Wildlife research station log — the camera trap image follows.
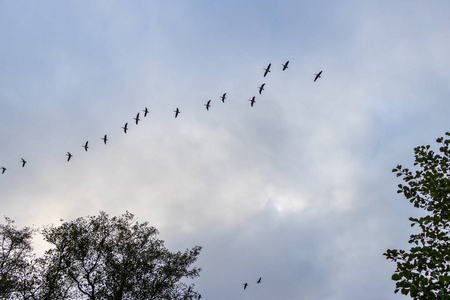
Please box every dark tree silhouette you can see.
[0,217,37,299]
[1,212,202,300]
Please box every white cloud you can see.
[1,1,450,299]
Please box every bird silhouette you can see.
[122,122,129,133]
[221,93,226,103]
[134,113,140,125]
[1,167,6,174]
[257,277,261,284]
[282,61,289,70]
[205,100,211,111]
[83,141,89,152]
[249,96,256,107]
[143,107,149,117]
[314,70,322,82]
[102,135,108,144]
[243,283,248,290]
[258,83,265,94]
[66,152,73,161]
[174,108,180,118]
[263,63,271,77]
[20,158,27,167]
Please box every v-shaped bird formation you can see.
[1,61,323,179]
[0,60,324,298]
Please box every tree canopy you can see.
[0,212,201,300]
[384,133,450,299]
[0,217,36,299]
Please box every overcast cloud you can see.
[1,1,450,299]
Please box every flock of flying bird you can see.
[1,61,323,299]
[243,277,262,291]
[1,61,323,179]
[189,275,262,299]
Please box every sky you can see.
[1,1,450,299]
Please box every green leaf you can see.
[392,274,401,281]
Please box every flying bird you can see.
[314,70,323,82]
[282,61,289,70]
[20,158,27,167]
[174,108,180,118]
[263,63,271,77]
[143,107,149,117]
[122,122,128,133]
[66,152,73,161]
[221,93,226,103]
[83,141,89,152]
[134,113,140,125]
[1,167,6,174]
[243,283,248,290]
[257,277,262,284]
[258,83,265,94]
[205,100,211,111]
[249,96,256,107]
[102,135,108,144]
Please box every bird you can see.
[257,277,262,284]
[249,96,256,107]
[205,100,211,111]
[314,70,323,82]
[174,108,180,118]
[20,158,27,167]
[263,63,271,77]
[198,294,202,300]
[243,283,248,290]
[221,93,226,103]
[143,107,149,117]
[122,122,128,133]
[1,167,6,174]
[258,83,265,94]
[134,113,140,125]
[282,61,289,70]
[66,152,73,161]
[83,141,89,152]
[102,135,108,144]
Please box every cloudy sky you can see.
[1,1,450,299]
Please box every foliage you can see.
[384,133,450,299]
[0,212,201,300]
[0,217,38,299]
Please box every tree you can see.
[384,133,450,299]
[0,217,37,299]
[0,212,202,300]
